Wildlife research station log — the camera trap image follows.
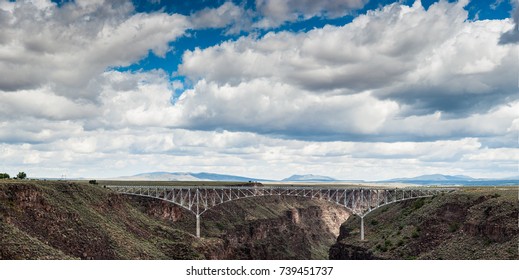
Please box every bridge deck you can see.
[107,185,455,239]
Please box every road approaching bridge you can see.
[107,185,455,240]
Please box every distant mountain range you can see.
[383,174,474,182]
[116,172,267,182]
[116,172,345,183]
[282,174,338,182]
[113,172,518,186]
[380,174,518,186]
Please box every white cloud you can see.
[177,0,518,139]
[0,119,83,144]
[182,0,514,93]
[0,0,189,100]
[96,70,181,129]
[189,2,250,34]
[0,88,96,120]
[1,123,515,180]
[380,101,519,142]
[187,0,369,31]
[255,0,368,28]
[172,79,398,136]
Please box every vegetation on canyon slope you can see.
[329,188,518,260]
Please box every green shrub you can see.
[412,199,425,210]
[16,172,27,179]
[376,244,388,252]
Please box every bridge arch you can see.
[108,185,453,240]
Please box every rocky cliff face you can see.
[134,198,185,222]
[0,181,202,260]
[1,182,115,259]
[131,195,350,259]
[330,189,518,260]
[204,202,349,260]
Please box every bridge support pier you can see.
[360,216,364,241]
[196,214,201,238]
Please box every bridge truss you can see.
[107,185,454,240]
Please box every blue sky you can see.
[0,0,517,180]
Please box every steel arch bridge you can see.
[107,185,454,240]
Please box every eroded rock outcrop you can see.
[133,195,350,259]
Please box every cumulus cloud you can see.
[0,119,82,145]
[0,0,189,99]
[189,0,369,32]
[1,121,515,179]
[189,2,251,34]
[380,101,519,143]
[0,88,96,121]
[499,0,519,44]
[177,0,518,139]
[172,79,398,138]
[254,0,368,28]
[96,70,181,129]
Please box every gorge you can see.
[0,181,517,260]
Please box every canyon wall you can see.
[330,189,518,260]
[132,195,350,259]
[3,181,515,260]
[0,181,350,259]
